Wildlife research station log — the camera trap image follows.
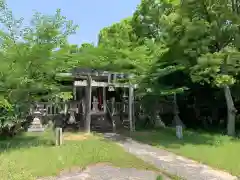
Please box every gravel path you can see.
[38,164,161,180]
[103,133,238,180]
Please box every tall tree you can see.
[0,0,78,130]
[183,0,240,135]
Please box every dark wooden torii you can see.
[69,67,136,133]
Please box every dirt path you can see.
[103,133,238,180]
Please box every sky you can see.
[6,0,140,45]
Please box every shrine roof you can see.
[71,67,132,78]
[56,67,134,80]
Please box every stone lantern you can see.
[28,110,44,132]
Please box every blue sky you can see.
[6,0,140,45]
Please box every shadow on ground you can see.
[0,133,53,153]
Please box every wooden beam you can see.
[74,80,138,88]
[84,75,92,133]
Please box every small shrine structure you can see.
[54,67,138,132]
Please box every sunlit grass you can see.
[0,130,157,180]
[156,175,163,180]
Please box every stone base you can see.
[28,127,45,132]
[27,117,45,132]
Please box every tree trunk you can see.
[172,93,185,128]
[223,85,236,136]
[84,75,92,133]
[221,55,236,136]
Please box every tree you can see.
[130,0,240,135]
[0,0,77,135]
[181,0,240,136]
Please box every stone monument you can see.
[28,110,45,132]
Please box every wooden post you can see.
[111,97,116,132]
[103,87,107,113]
[55,127,63,146]
[85,75,92,133]
[49,104,52,115]
[30,105,33,115]
[64,103,68,115]
[129,85,134,132]
[73,85,76,100]
[113,73,117,83]
[132,89,135,131]
[108,74,111,83]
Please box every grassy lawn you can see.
[129,128,240,176]
[0,130,158,180]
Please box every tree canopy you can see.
[1,0,240,136]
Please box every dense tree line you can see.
[1,0,240,137]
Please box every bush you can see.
[0,106,33,138]
[0,120,27,138]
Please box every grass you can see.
[128,128,240,176]
[156,175,163,180]
[0,130,159,180]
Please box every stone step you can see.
[122,120,130,124]
[31,121,42,125]
[28,116,44,132]
[28,127,45,132]
[122,119,130,128]
[29,124,43,128]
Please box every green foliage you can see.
[0,0,78,135]
[1,0,240,134]
[98,17,138,49]
[132,0,240,90]
[56,92,73,102]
